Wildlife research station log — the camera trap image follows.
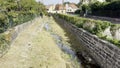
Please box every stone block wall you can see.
[0,17,39,57]
[9,17,39,43]
[55,17,120,68]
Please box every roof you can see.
[68,3,78,9]
[55,4,66,10]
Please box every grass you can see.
[47,17,83,67]
[0,16,82,68]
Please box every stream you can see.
[44,22,100,68]
[44,23,77,59]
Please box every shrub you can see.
[56,14,120,47]
[75,9,81,14]
[90,1,120,18]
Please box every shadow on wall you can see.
[53,16,100,68]
[53,17,83,52]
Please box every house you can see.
[46,3,78,14]
[66,3,78,13]
[55,4,66,14]
[46,4,56,13]
[55,3,78,14]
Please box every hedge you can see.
[90,1,120,18]
[55,14,120,47]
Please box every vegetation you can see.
[0,0,46,33]
[76,0,120,18]
[78,0,120,18]
[0,0,46,55]
[105,0,119,2]
[55,14,120,47]
[90,1,120,17]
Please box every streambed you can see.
[44,19,100,68]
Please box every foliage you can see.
[106,0,119,2]
[74,9,81,14]
[90,0,120,17]
[81,4,90,13]
[0,0,47,54]
[63,2,70,5]
[56,14,120,47]
[0,33,10,53]
[0,0,46,33]
[0,34,7,44]
[0,12,9,33]
[57,14,111,34]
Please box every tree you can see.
[106,0,119,2]
[63,2,70,5]
[0,0,47,33]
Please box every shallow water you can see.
[44,23,76,59]
[44,22,100,68]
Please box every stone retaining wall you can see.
[8,17,39,43]
[55,17,120,68]
[0,17,40,57]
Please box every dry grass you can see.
[45,17,81,68]
[0,16,81,68]
[49,17,83,52]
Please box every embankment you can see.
[54,16,120,68]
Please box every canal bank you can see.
[53,16,102,68]
[46,16,100,68]
[0,17,81,68]
[44,17,81,68]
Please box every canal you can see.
[44,16,101,68]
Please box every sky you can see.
[36,0,80,5]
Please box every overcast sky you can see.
[36,0,79,5]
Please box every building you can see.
[66,3,79,13]
[55,4,66,13]
[46,4,56,13]
[46,3,78,14]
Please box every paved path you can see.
[0,16,81,68]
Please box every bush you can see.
[0,0,47,56]
[57,14,111,34]
[0,12,9,32]
[75,9,81,14]
[90,1,120,18]
[56,14,120,47]
[0,34,9,46]
[82,4,90,13]
[0,0,46,33]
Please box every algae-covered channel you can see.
[44,17,100,68]
[44,23,76,58]
[44,22,81,68]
